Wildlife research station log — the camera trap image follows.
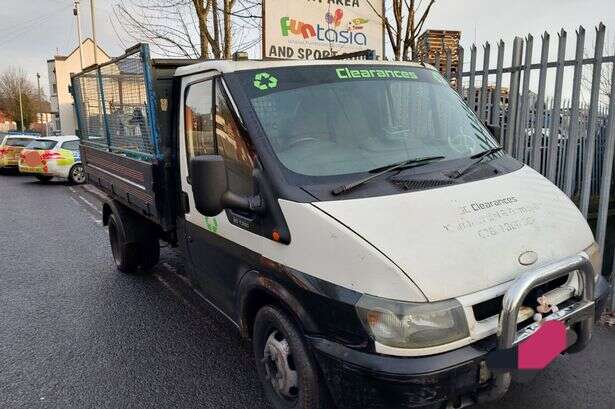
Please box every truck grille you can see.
[472,275,570,322]
[389,178,456,192]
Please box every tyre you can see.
[253,306,331,409]
[35,175,53,183]
[68,164,86,184]
[108,213,140,273]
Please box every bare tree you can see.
[598,40,613,103]
[0,67,38,131]
[112,0,261,59]
[582,34,614,106]
[367,0,436,61]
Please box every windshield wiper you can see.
[449,147,504,179]
[331,156,445,196]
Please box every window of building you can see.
[52,84,57,95]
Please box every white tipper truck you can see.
[72,44,610,409]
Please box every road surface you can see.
[1,170,613,409]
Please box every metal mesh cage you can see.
[73,73,105,148]
[72,45,159,160]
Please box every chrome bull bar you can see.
[482,253,596,402]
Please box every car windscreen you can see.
[27,140,57,150]
[228,65,496,178]
[6,138,34,147]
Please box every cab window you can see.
[184,80,214,166]
[215,80,255,197]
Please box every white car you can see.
[19,135,85,184]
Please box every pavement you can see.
[1,170,614,409]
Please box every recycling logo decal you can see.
[253,72,278,91]
[204,217,219,234]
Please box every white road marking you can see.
[71,193,102,225]
[78,194,100,213]
[155,274,195,310]
[89,215,102,225]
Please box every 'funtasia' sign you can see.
[263,0,384,60]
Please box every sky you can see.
[0,0,613,94]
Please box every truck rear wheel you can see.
[108,213,140,273]
[253,306,330,409]
[108,208,160,274]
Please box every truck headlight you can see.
[356,295,469,349]
[584,242,602,283]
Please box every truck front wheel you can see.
[253,306,330,409]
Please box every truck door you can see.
[178,73,259,317]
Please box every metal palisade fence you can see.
[426,23,615,307]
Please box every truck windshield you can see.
[231,65,496,178]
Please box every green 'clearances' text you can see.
[336,67,418,80]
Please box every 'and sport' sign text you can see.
[263,0,384,60]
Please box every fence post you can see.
[445,48,452,81]
[456,46,464,95]
[479,42,491,122]
[563,26,586,197]
[517,34,533,162]
[505,37,523,155]
[467,45,477,111]
[492,41,505,128]
[580,23,606,217]
[593,62,615,310]
[547,29,568,182]
[531,32,550,171]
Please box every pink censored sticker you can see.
[518,321,567,370]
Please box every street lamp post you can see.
[18,80,24,132]
[36,73,44,135]
[90,0,98,65]
[74,1,85,70]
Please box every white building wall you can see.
[48,39,109,135]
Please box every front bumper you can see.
[0,158,18,167]
[18,162,70,179]
[310,261,610,409]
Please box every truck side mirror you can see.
[190,155,263,217]
[191,155,228,216]
[486,124,502,145]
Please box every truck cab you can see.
[72,45,611,409]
